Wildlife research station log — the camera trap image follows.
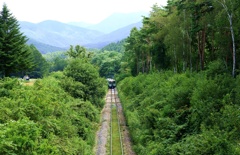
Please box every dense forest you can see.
[121,0,240,77]
[1,0,240,154]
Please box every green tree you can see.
[0,4,33,77]
[91,51,122,77]
[125,27,141,75]
[66,45,87,59]
[50,56,67,72]
[27,44,49,78]
[63,58,106,107]
[124,6,170,76]
[215,0,238,77]
[43,51,68,72]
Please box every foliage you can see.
[0,76,99,154]
[121,0,240,77]
[100,39,126,53]
[43,51,67,62]
[62,58,107,107]
[124,8,169,75]
[118,71,240,154]
[0,39,108,153]
[43,51,68,72]
[116,3,240,153]
[26,44,49,78]
[0,4,34,77]
[66,45,89,59]
[91,51,122,78]
[50,56,68,72]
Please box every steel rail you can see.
[109,88,124,155]
[114,88,124,155]
[110,89,113,155]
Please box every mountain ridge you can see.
[68,12,147,33]
[19,12,146,53]
[83,21,142,48]
[20,20,104,48]
[86,12,147,33]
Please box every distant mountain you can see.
[67,21,93,28]
[20,20,104,48]
[19,12,147,52]
[87,12,147,33]
[97,21,142,43]
[83,21,142,48]
[27,38,68,54]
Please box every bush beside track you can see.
[118,71,240,154]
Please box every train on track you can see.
[107,78,116,89]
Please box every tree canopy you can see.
[123,0,240,77]
[91,51,122,78]
[61,45,107,107]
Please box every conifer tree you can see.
[27,44,49,78]
[0,3,33,77]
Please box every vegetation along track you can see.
[96,89,135,155]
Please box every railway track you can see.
[110,88,124,155]
[96,88,135,155]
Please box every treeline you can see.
[123,0,240,77]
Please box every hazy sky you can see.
[0,0,167,23]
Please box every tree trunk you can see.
[229,15,236,77]
[183,9,186,72]
[197,27,206,70]
[136,55,139,74]
[217,0,236,77]
[142,52,145,73]
[174,47,178,73]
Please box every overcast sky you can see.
[0,0,167,23]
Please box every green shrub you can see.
[0,76,99,154]
[118,71,239,154]
[63,58,107,107]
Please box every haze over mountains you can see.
[19,12,147,53]
[69,12,147,33]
